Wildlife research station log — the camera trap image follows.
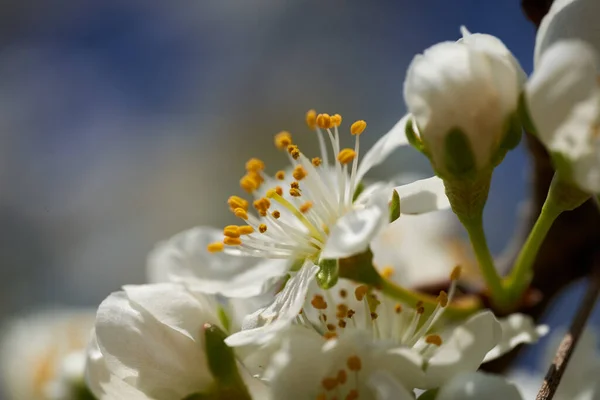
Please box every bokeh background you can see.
[0,0,597,393]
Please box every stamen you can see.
[306,109,317,130]
[290,181,300,189]
[326,323,336,332]
[350,120,367,136]
[354,285,368,302]
[339,289,347,298]
[223,237,242,246]
[207,242,224,253]
[347,389,359,400]
[223,225,240,238]
[274,131,292,150]
[240,174,259,193]
[331,113,342,127]
[381,266,394,279]
[316,113,332,129]
[287,144,300,160]
[336,304,349,318]
[337,148,356,165]
[347,355,362,371]
[425,334,443,347]
[275,170,285,180]
[238,225,254,235]
[299,201,313,213]
[275,186,283,196]
[311,295,328,310]
[394,304,403,314]
[338,319,347,328]
[312,157,322,167]
[245,158,265,172]
[324,332,337,340]
[337,370,347,384]
[293,165,308,180]
[228,196,248,211]
[450,265,462,281]
[258,224,268,233]
[321,377,338,391]
[234,208,249,220]
[290,188,301,197]
[272,210,281,219]
[437,291,448,307]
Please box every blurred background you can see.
[0,0,597,394]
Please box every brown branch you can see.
[536,267,600,400]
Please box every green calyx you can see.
[405,116,427,154]
[389,189,400,223]
[316,258,339,289]
[443,127,477,179]
[517,91,537,135]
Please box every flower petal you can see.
[147,227,289,298]
[394,176,449,214]
[423,310,502,389]
[368,371,416,400]
[355,114,410,183]
[225,263,319,347]
[436,372,523,400]
[483,313,549,363]
[321,189,390,259]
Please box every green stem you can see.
[462,214,507,308]
[505,200,562,304]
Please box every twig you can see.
[536,268,600,400]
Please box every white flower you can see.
[0,309,95,400]
[86,283,267,400]
[526,40,600,193]
[404,27,523,176]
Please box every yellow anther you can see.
[321,377,338,391]
[311,295,328,310]
[331,113,342,127]
[228,196,249,211]
[354,285,369,302]
[394,303,403,314]
[299,201,313,214]
[370,312,378,320]
[266,189,277,198]
[416,305,425,314]
[347,309,356,319]
[336,304,349,319]
[272,210,281,219]
[275,186,283,196]
[238,225,254,235]
[326,323,336,332]
[312,157,322,167]
[339,289,347,298]
[253,198,271,212]
[350,120,367,135]
[223,237,242,246]
[287,144,300,160]
[337,148,357,165]
[258,224,267,233]
[245,158,265,172]
[324,332,338,340]
[293,165,307,180]
[437,290,449,307]
[337,369,347,384]
[346,389,359,400]
[306,109,317,129]
[291,181,300,189]
[234,208,248,220]
[316,113,332,129]
[290,188,301,197]
[450,265,462,281]
[338,319,347,328]
[425,334,443,347]
[275,170,285,180]
[207,242,224,253]
[381,266,394,279]
[274,131,292,150]
[347,355,362,371]
[240,174,259,193]
[223,225,240,238]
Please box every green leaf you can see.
[316,258,339,289]
[443,127,476,178]
[389,189,400,223]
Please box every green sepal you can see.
[338,249,383,288]
[389,189,400,223]
[443,127,476,179]
[517,91,537,135]
[352,181,365,202]
[290,258,305,272]
[417,389,439,400]
[500,112,522,151]
[217,306,231,334]
[316,258,339,289]
[72,383,97,400]
[405,116,427,154]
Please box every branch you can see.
[536,267,600,400]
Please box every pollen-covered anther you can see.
[347,309,356,319]
[234,208,248,220]
[321,377,338,391]
[324,332,337,340]
[350,120,367,135]
[238,225,254,235]
[326,323,336,332]
[381,266,394,279]
[306,109,317,130]
[338,319,347,328]
[275,170,285,180]
[245,158,265,172]
[275,186,283,196]
[394,304,403,314]
[437,290,449,307]
[240,174,259,193]
[258,224,268,233]
[223,225,240,238]
[223,237,242,246]
[337,369,347,384]
[228,196,248,211]
[311,295,328,310]
[331,113,342,127]
[274,131,292,150]
[336,304,349,319]
[293,165,307,180]
[425,334,443,347]
[299,201,313,214]
[316,113,332,129]
[311,157,322,167]
[287,144,300,160]
[346,389,359,400]
[290,188,301,197]
[370,312,378,320]
[337,148,357,165]
[354,285,369,301]
[347,355,362,371]
[450,265,462,281]
[339,289,347,298]
[272,210,281,219]
[207,242,224,253]
[290,181,300,189]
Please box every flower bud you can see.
[404,28,524,180]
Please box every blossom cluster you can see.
[5,0,600,399]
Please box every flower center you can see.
[207,110,368,261]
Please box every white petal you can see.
[535,0,600,67]
[355,114,410,183]
[225,263,319,347]
[368,371,416,400]
[147,227,289,298]
[394,176,450,214]
[423,311,502,389]
[483,313,549,363]
[436,372,523,400]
